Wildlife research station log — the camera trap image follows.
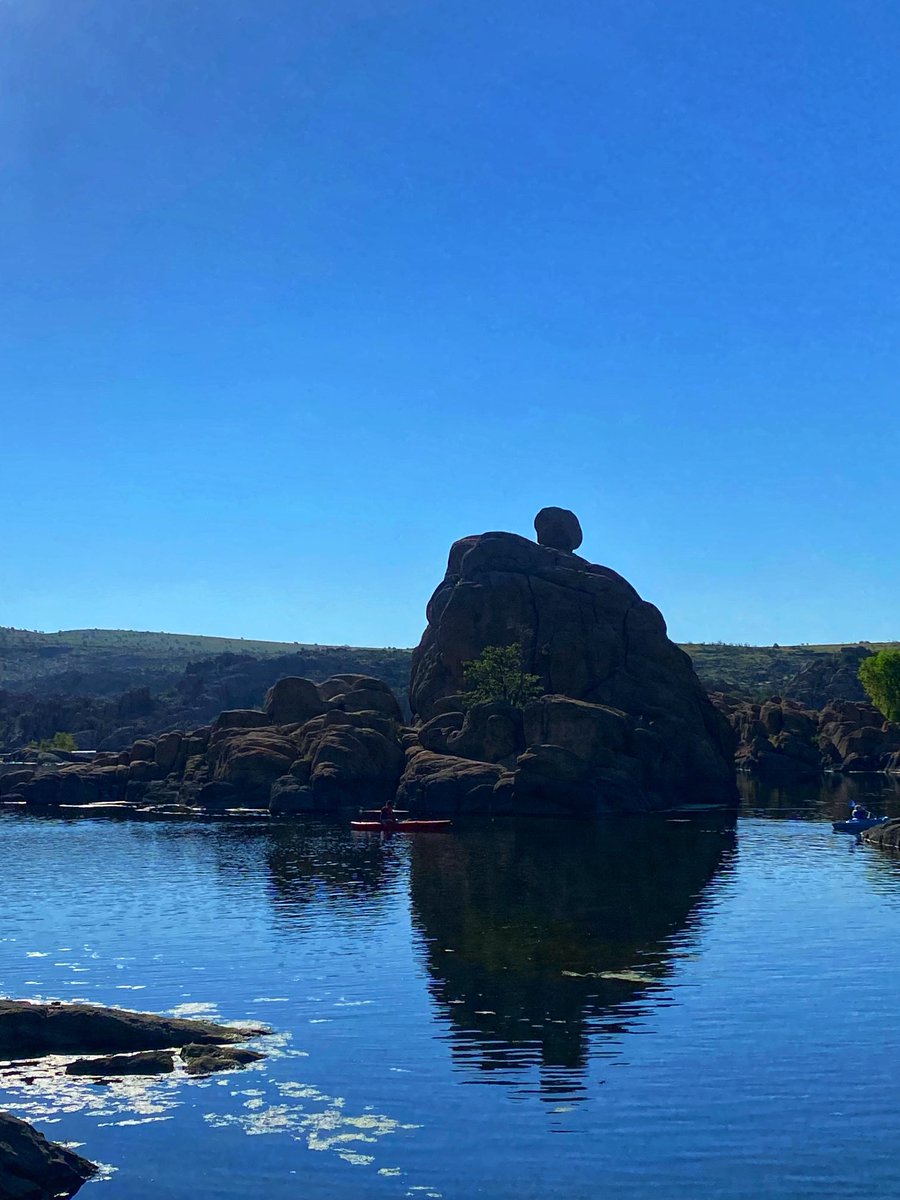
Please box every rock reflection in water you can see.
[410,816,735,1097]
[264,821,404,927]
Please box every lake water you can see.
[2,774,900,1199]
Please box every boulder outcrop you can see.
[65,1050,175,1076]
[0,1110,95,1200]
[713,694,900,779]
[10,674,407,816]
[863,818,900,853]
[0,1000,265,1060]
[405,518,736,814]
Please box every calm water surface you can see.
[2,775,900,1199]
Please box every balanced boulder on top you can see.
[533,506,583,553]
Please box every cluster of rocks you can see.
[0,646,413,755]
[0,510,740,818]
[713,694,900,781]
[0,999,268,1199]
[1,673,406,817]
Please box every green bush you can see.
[859,650,900,723]
[28,731,78,753]
[462,643,543,710]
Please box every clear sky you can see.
[2,0,897,649]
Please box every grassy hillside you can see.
[681,642,899,698]
[0,627,411,696]
[1,626,897,701]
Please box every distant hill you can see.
[0,627,411,697]
[2,627,897,700]
[681,641,898,700]
[1,627,897,753]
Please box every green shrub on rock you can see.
[27,731,78,752]
[859,650,900,722]
[462,644,543,711]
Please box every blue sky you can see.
[2,0,897,648]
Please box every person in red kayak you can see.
[379,799,399,830]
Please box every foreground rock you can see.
[0,1110,95,1200]
[862,819,900,853]
[0,1000,265,1060]
[405,516,736,814]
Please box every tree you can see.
[461,643,543,710]
[859,650,900,723]
[28,731,78,752]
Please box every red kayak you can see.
[350,819,452,833]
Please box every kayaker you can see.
[851,803,871,821]
[379,799,398,829]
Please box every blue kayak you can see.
[832,816,890,834]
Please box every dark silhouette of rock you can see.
[65,1050,175,1076]
[212,709,272,731]
[533,506,583,552]
[863,818,900,852]
[0,1000,265,1060]
[0,1110,95,1200]
[210,730,297,798]
[418,701,523,765]
[180,1043,265,1075]
[319,675,404,722]
[407,525,735,812]
[292,708,405,807]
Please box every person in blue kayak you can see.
[850,802,872,821]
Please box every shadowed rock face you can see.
[863,818,900,852]
[713,694,900,779]
[0,1110,96,1200]
[409,816,735,1094]
[407,528,736,812]
[0,1000,265,1060]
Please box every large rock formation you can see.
[404,518,736,814]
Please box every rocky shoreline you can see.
[0,1000,269,1198]
[713,694,900,782]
